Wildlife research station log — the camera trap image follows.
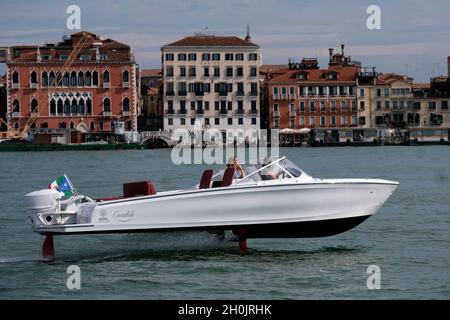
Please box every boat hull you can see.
[36,179,398,238]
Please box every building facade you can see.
[161,33,261,133]
[357,72,415,128]
[5,31,139,141]
[268,46,360,131]
[413,76,450,128]
[140,69,163,131]
[0,75,6,131]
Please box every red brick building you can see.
[5,31,139,141]
[268,45,361,130]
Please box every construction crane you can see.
[1,32,92,143]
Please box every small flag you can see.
[48,174,77,197]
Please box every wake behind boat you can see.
[25,157,398,258]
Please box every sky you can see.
[0,0,449,82]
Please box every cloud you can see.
[0,0,449,81]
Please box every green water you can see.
[0,146,449,299]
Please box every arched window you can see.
[78,99,85,115]
[42,71,48,87]
[99,121,104,131]
[127,120,132,130]
[70,71,77,87]
[122,70,129,83]
[90,121,95,131]
[50,100,56,115]
[60,121,67,129]
[63,72,70,86]
[57,99,63,114]
[103,70,110,84]
[49,71,55,86]
[12,71,19,84]
[92,71,98,86]
[64,99,70,115]
[70,121,75,129]
[103,98,111,112]
[123,97,130,111]
[85,71,92,86]
[30,71,37,84]
[55,72,62,87]
[30,99,38,113]
[78,71,84,86]
[12,99,20,113]
[71,100,77,115]
[86,98,92,114]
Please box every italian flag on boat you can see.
[48,174,77,197]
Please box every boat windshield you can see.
[197,157,310,188]
[236,157,309,184]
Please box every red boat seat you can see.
[123,181,157,198]
[221,167,235,187]
[199,169,214,189]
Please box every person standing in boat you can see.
[226,156,245,179]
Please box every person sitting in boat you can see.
[226,156,245,179]
[260,156,281,180]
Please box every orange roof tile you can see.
[163,35,258,47]
[269,66,359,83]
[141,69,162,77]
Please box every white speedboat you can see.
[25,157,398,258]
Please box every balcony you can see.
[274,111,280,118]
[236,109,245,115]
[12,83,19,90]
[30,83,38,89]
[249,109,258,115]
[178,91,187,97]
[103,111,112,117]
[165,109,175,115]
[219,109,228,115]
[179,109,187,115]
[281,94,287,100]
[195,91,204,97]
[122,111,131,116]
[12,112,20,118]
[122,82,129,88]
[218,91,228,97]
[273,94,279,100]
[235,91,245,97]
[196,109,205,115]
[166,91,175,97]
[103,82,110,89]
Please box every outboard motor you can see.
[25,189,62,212]
[25,189,63,226]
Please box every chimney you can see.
[448,56,450,76]
[36,46,41,62]
[245,25,251,42]
[341,44,345,56]
[328,48,334,62]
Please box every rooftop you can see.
[162,35,258,48]
[9,31,133,63]
[141,69,162,78]
[269,65,359,83]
